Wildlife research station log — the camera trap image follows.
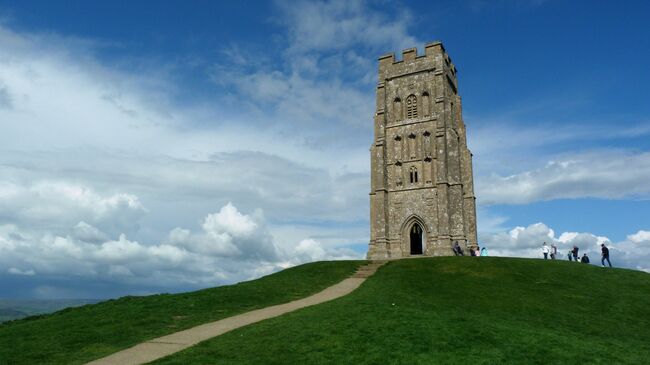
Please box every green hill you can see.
[0,260,363,365]
[1,258,649,365]
[150,257,650,365]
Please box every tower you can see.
[368,42,478,259]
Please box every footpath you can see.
[86,261,386,365]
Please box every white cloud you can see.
[0,180,147,236]
[276,0,419,56]
[477,151,650,205]
[628,230,650,243]
[0,202,362,298]
[289,238,360,264]
[480,222,650,272]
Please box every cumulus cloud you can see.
[169,202,279,260]
[480,222,610,259]
[289,238,360,264]
[0,202,362,298]
[0,181,147,236]
[628,230,650,243]
[480,222,650,272]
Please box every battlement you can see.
[378,41,457,79]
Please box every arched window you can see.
[409,166,418,184]
[406,94,418,119]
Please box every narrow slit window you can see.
[409,166,418,184]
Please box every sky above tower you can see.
[0,0,649,299]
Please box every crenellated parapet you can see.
[378,41,458,93]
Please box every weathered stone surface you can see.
[368,42,478,259]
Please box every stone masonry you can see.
[368,41,478,259]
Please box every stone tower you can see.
[368,41,478,259]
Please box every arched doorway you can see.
[410,223,423,255]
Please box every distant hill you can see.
[1,258,649,365]
[0,299,98,323]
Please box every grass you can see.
[0,260,364,365]
[150,257,650,365]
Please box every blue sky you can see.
[1,0,649,299]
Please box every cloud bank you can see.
[1,1,649,298]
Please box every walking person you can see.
[480,247,488,256]
[550,244,557,260]
[567,249,573,261]
[581,253,590,264]
[601,243,613,267]
[542,242,549,259]
[572,246,579,262]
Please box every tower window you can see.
[406,94,417,119]
[409,166,418,184]
[394,97,402,121]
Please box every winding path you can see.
[86,261,386,365]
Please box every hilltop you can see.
[152,257,650,365]
[1,257,649,364]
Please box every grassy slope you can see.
[152,257,650,365]
[0,260,364,365]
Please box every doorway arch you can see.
[410,223,423,255]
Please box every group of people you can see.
[541,242,613,267]
[453,241,487,257]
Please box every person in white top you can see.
[550,244,557,260]
[542,242,549,260]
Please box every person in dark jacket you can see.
[453,241,464,256]
[601,244,612,267]
[581,253,590,264]
[572,246,579,262]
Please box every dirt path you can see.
[86,261,386,365]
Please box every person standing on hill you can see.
[550,243,557,260]
[581,253,590,264]
[542,242,549,259]
[601,244,613,267]
[572,246,579,262]
[480,247,488,256]
[567,249,573,261]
